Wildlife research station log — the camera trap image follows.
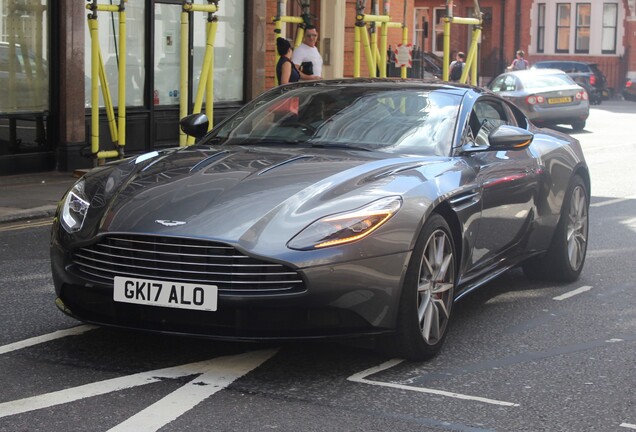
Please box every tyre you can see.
[571,120,586,131]
[522,175,588,282]
[383,213,456,361]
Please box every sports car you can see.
[51,78,590,361]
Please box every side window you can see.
[471,100,513,145]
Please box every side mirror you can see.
[488,125,533,150]
[462,124,533,153]
[180,113,209,139]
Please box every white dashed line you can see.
[0,325,97,355]
[553,285,592,301]
[348,359,519,407]
[620,423,636,430]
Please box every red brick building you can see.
[266,0,636,94]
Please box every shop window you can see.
[84,2,145,108]
[0,0,50,158]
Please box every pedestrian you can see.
[507,50,529,71]
[291,25,322,80]
[449,52,465,82]
[276,37,300,85]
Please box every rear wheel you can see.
[571,120,586,131]
[523,175,588,282]
[383,214,456,361]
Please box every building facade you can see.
[1,0,635,176]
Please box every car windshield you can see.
[520,73,575,90]
[204,85,461,156]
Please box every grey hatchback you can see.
[488,69,589,131]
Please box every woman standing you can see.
[276,38,300,85]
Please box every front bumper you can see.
[51,241,410,340]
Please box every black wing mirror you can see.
[462,124,533,153]
[180,113,209,139]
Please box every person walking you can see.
[291,25,322,80]
[276,38,300,85]
[449,52,465,82]
[507,50,529,71]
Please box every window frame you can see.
[537,3,546,53]
[555,3,571,54]
[601,3,618,54]
[574,3,591,54]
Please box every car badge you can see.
[155,220,186,227]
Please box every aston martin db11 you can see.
[51,79,590,361]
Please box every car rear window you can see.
[520,73,575,89]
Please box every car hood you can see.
[78,145,451,252]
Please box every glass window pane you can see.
[603,4,617,26]
[154,4,181,107]
[84,2,145,108]
[193,2,244,103]
[1,0,49,114]
[602,28,615,51]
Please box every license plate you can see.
[547,96,572,104]
[114,276,217,311]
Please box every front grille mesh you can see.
[71,234,305,295]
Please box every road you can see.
[1,101,635,432]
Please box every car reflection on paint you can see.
[51,78,590,361]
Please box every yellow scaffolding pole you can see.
[86,0,127,164]
[442,0,482,85]
[181,1,219,146]
[353,6,408,79]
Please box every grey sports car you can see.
[51,79,590,361]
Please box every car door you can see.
[464,97,540,275]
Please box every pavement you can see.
[0,170,81,224]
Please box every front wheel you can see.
[384,213,456,361]
[523,175,589,282]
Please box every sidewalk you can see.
[0,171,79,224]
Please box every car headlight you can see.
[288,196,402,250]
[60,179,90,233]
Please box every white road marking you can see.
[107,349,278,432]
[590,196,636,208]
[347,359,519,407]
[0,349,278,423]
[620,423,636,430]
[553,285,592,301]
[0,325,97,355]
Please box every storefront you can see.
[1,0,266,175]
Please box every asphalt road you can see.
[0,101,635,432]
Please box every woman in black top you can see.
[276,38,300,85]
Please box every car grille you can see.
[70,234,305,295]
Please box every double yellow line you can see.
[0,218,53,233]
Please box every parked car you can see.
[488,68,589,131]
[51,78,590,361]
[532,60,608,105]
[623,77,636,102]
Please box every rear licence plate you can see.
[114,276,218,311]
[547,96,572,104]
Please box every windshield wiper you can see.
[310,142,372,151]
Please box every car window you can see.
[490,75,517,92]
[470,99,513,144]
[209,86,462,157]
[519,73,574,89]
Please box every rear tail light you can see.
[590,75,597,86]
[627,80,633,88]
[575,91,588,100]
[526,95,545,105]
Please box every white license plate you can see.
[114,276,217,311]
